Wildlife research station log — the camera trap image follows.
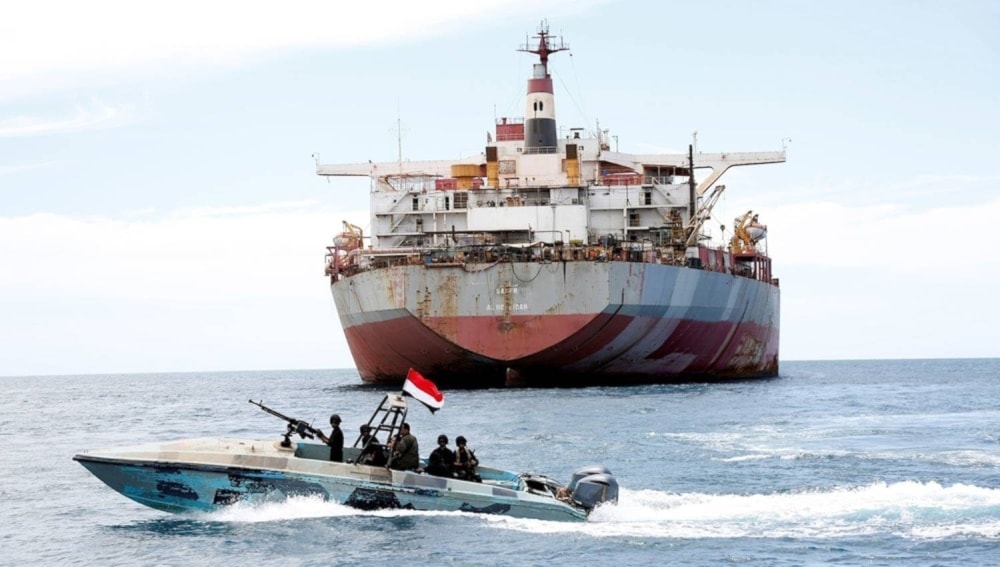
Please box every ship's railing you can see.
[325,240,777,286]
[370,173,684,197]
[647,175,676,186]
[591,174,683,187]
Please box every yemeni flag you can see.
[402,368,444,413]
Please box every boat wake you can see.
[196,481,1000,540]
[489,481,1000,540]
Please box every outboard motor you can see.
[571,473,619,510]
[568,465,619,510]
[568,465,613,492]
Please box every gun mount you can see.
[249,399,322,448]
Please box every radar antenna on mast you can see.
[518,19,569,71]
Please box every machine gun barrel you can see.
[249,400,321,441]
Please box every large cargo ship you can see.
[316,23,785,387]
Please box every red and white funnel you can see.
[519,21,568,154]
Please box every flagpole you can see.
[385,378,409,472]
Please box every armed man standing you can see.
[316,414,344,462]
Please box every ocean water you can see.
[2,359,999,566]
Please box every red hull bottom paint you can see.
[343,312,779,388]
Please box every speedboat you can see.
[74,393,618,522]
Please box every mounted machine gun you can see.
[249,400,322,448]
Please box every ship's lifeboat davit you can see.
[745,223,767,243]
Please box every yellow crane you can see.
[335,221,364,250]
[730,211,766,254]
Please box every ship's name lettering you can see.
[494,287,520,295]
[487,303,528,311]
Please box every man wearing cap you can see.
[316,414,344,462]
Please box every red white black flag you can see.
[402,368,444,413]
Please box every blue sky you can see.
[2,0,998,376]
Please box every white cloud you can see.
[761,193,1000,360]
[746,173,1000,209]
[1,0,581,99]
[0,161,62,176]
[764,197,998,275]
[0,203,371,375]
[0,99,137,137]
[0,203,369,302]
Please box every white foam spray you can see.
[492,481,1000,540]
[195,481,1000,540]
[201,495,482,524]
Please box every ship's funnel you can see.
[519,21,568,154]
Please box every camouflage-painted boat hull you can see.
[74,438,590,521]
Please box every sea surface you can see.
[2,359,999,566]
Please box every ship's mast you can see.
[518,20,569,154]
[688,144,696,219]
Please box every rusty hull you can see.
[331,260,779,387]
